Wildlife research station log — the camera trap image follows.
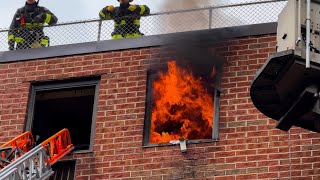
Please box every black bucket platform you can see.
[250,50,320,132]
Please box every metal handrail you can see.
[0,0,288,32]
[0,0,287,51]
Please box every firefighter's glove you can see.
[33,14,46,24]
[8,40,15,51]
[106,6,115,12]
[128,5,138,12]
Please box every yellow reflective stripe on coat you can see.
[120,20,126,25]
[41,39,49,45]
[15,37,24,43]
[112,34,124,39]
[23,23,32,28]
[125,33,141,38]
[99,11,106,18]
[45,13,52,24]
[133,19,140,25]
[114,20,126,26]
[140,5,145,15]
[8,35,14,40]
[100,12,111,19]
[21,23,43,28]
[33,23,43,27]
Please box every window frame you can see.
[142,64,222,147]
[25,77,100,153]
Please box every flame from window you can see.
[150,60,214,144]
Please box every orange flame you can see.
[150,60,214,144]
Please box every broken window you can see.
[49,160,76,180]
[143,60,221,146]
[26,77,100,152]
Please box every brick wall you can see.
[1,34,320,180]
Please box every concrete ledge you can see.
[0,22,277,63]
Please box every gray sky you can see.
[0,0,262,29]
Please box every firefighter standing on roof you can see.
[99,0,150,39]
[8,0,58,50]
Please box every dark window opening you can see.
[26,77,100,152]
[143,60,221,146]
[32,86,94,150]
[49,160,76,180]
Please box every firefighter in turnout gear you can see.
[8,0,58,50]
[99,0,150,39]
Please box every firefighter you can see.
[8,0,58,50]
[99,0,150,39]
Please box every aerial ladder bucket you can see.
[250,0,320,132]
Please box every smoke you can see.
[155,0,212,33]
[152,0,244,34]
[160,0,213,10]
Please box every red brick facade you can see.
[1,34,320,179]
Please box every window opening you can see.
[143,60,221,146]
[26,77,100,152]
